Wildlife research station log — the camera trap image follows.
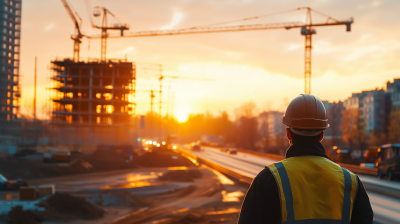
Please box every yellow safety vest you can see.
[267,156,358,224]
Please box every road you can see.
[188,146,400,224]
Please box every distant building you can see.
[258,111,285,138]
[343,89,386,135]
[387,78,400,112]
[322,100,332,111]
[322,101,344,140]
[343,93,362,111]
[385,79,400,137]
[0,0,21,126]
[361,90,385,134]
[268,111,286,137]
[258,111,286,149]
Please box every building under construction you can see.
[49,58,136,144]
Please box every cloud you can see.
[372,1,381,7]
[161,12,183,30]
[285,43,302,52]
[118,46,136,54]
[45,23,55,31]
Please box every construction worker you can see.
[238,94,373,224]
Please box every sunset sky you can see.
[20,0,400,120]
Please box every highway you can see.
[187,146,400,224]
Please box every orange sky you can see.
[19,0,400,120]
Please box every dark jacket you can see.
[238,133,374,224]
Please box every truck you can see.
[43,149,70,163]
[0,173,27,191]
[377,144,400,180]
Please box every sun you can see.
[177,112,189,123]
[175,105,190,122]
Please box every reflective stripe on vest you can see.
[267,156,358,224]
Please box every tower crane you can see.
[87,7,353,94]
[135,89,156,138]
[144,65,214,139]
[144,65,214,117]
[60,0,84,62]
[142,89,156,115]
[86,0,129,61]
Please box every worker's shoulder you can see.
[326,159,358,176]
[253,166,276,183]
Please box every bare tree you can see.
[234,101,258,119]
[341,109,366,160]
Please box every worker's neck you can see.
[286,132,327,159]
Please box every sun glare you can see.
[177,112,189,123]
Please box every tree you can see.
[234,101,259,150]
[341,108,366,160]
[234,101,257,119]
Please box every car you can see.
[377,144,400,180]
[328,146,359,164]
[220,147,229,152]
[191,143,201,151]
[227,148,237,155]
[14,149,37,157]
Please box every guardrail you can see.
[202,145,378,176]
[178,149,253,184]
[179,148,400,200]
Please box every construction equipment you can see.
[0,173,28,191]
[86,1,129,61]
[43,146,71,163]
[141,89,156,138]
[87,7,353,94]
[60,0,84,62]
[143,89,156,115]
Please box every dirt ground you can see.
[92,166,248,224]
[0,149,196,181]
[1,150,248,224]
[23,166,247,224]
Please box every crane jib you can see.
[85,20,353,39]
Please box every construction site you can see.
[0,0,400,224]
[49,58,136,145]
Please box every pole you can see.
[34,56,37,120]
[166,82,171,118]
[73,39,80,62]
[166,82,171,136]
[159,64,162,140]
[88,39,90,61]
[304,8,312,94]
[159,64,162,117]
[133,78,136,115]
[150,89,154,138]
[150,90,154,114]
[305,34,312,94]
[172,92,175,133]
[100,9,108,61]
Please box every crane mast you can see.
[60,0,84,62]
[89,6,129,61]
[145,65,214,139]
[87,7,353,94]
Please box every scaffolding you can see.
[49,58,136,144]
